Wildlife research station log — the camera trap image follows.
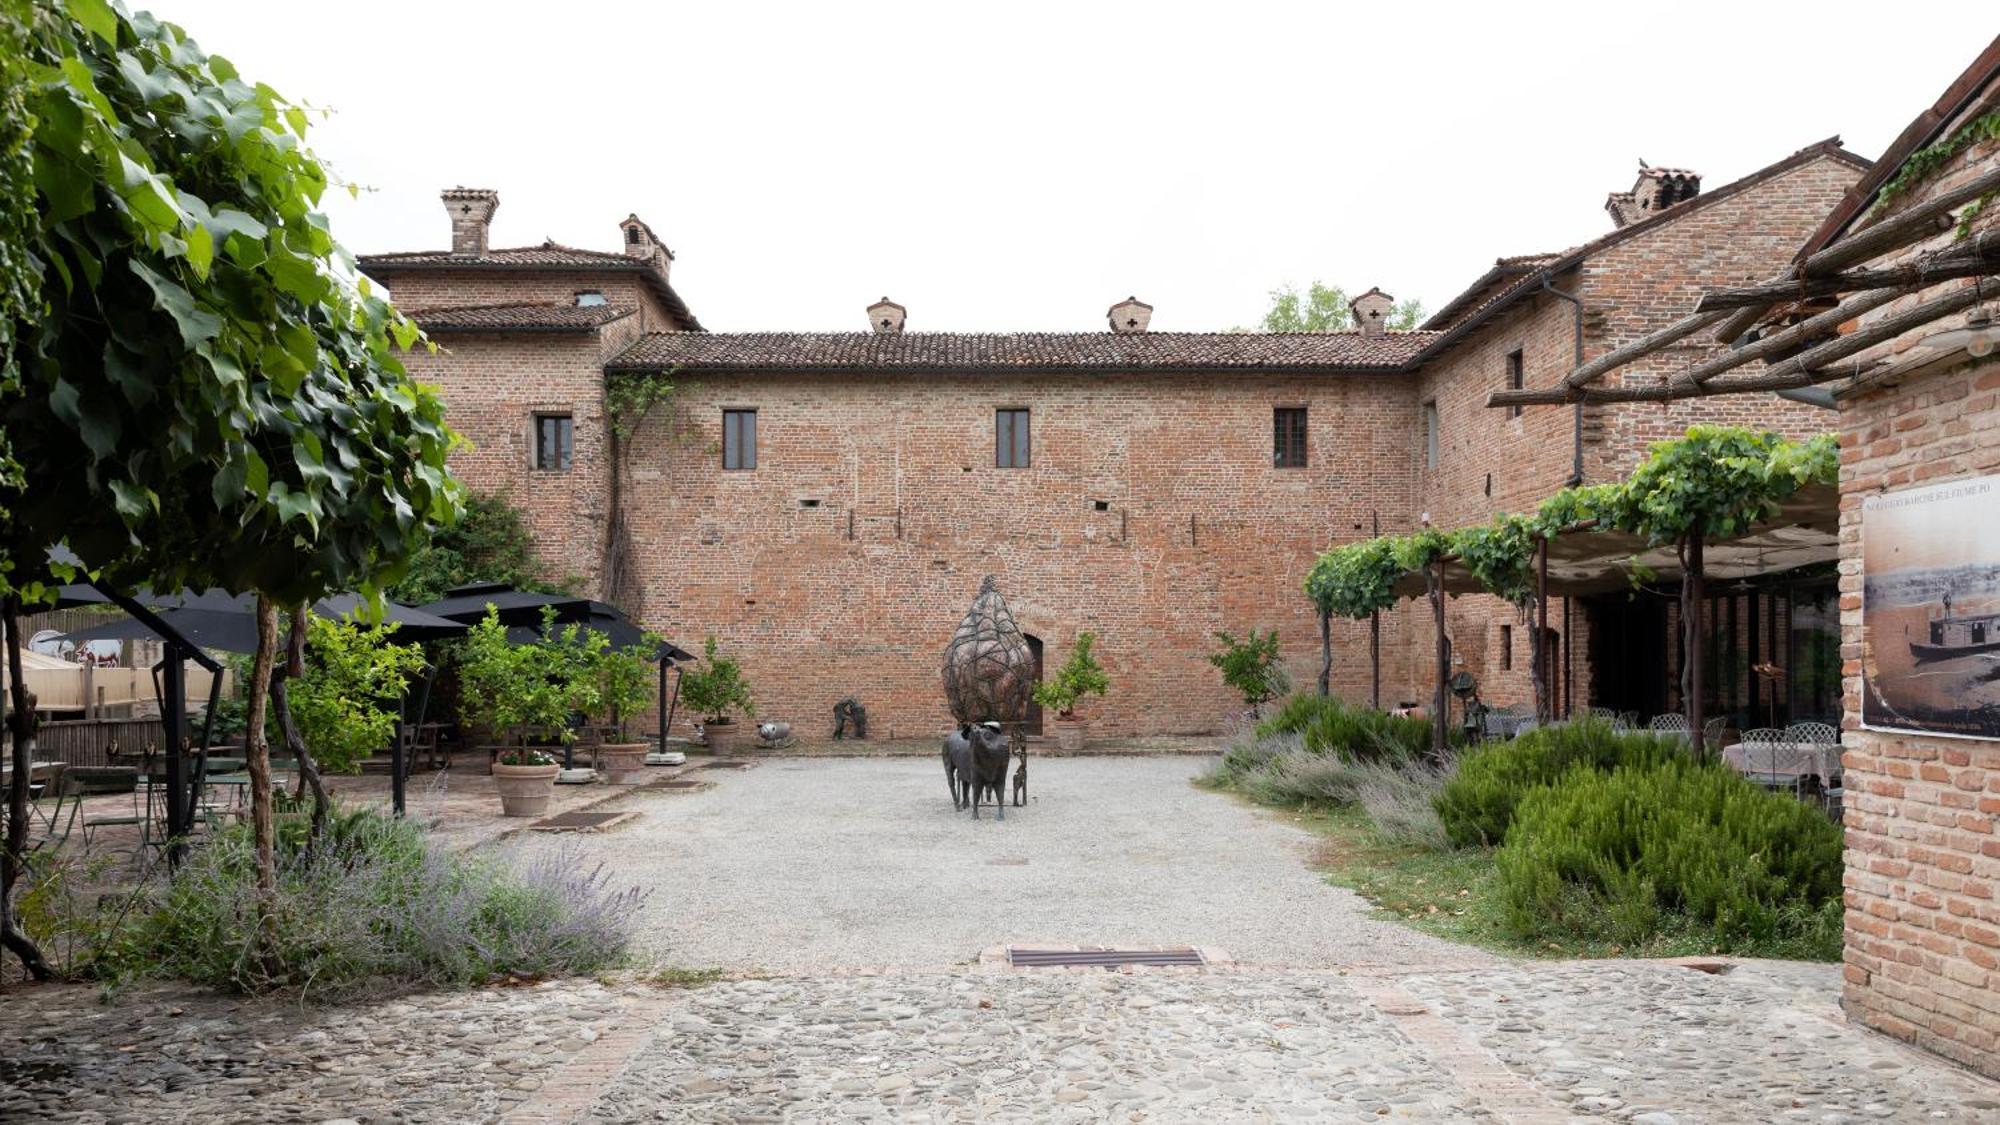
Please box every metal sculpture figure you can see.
[832,697,867,740]
[943,721,1009,819]
[941,576,1036,806]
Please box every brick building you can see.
[1476,36,2000,1081]
[359,143,1864,741]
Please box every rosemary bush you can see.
[1432,719,1684,848]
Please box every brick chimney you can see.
[1107,297,1153,333]
[442,188,498,256]
[620,214,672,275]
[1349,287,1395,338]
[1605,162,1701,228]
[868,297,906,334]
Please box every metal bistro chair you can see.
[27,769,86,856]
[73,767,144,855]
[1648,713,1692,746]
[1703,716,1728,749]
[1737,727,1801,794]
[1787,721,1843,810]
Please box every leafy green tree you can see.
[391,491,576,604]
[1209,629,1289,717]
[594,641,658,743]
[679,636,755,727]
[1253,282,1425,332]
[1031,632,1111,719]
[0,1,462,976]
[285,615,427,776]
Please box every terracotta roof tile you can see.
[358,241,703,330]
[608,330,1438,375]
[413,302,635,332]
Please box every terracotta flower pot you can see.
[493,761,560,817]
[599,742,650,785]
[703,720,742,756]
[1052,717,1087,752]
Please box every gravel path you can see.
[516,755,1487,973]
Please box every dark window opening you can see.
[534,414,573,472]
[799,498,821,509]
[625,226,641,245]
[1423,401,1440,468]
[996,409,1031,469]
[1500,624,1513,670]
[723,409,757,470]
[1093,500,1110,512]
[1273,407,1308,468]
[1506,349,1525,418]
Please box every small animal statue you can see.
[943,726,973,810]
[833,697,868,740]
[1011,739,1027,807]
[966,722,1010,820]
[756,720,793,748]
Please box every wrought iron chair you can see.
[1703,716,1728,749]
[1787,721,1840,746]
[74,767,143,855]
[1648,713,1691,745]
[1737,727,1800,793]
[27,769,85,856]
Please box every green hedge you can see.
[1256,694,1431,765]
[1494,757,1843,950]
[1433,719,1683,847]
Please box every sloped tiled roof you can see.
[1413,138,1870,359]
[608,330,1439,375]
[411,302,636,333]
[358,241,703,330]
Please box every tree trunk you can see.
[1316,609,1331,698]
[1429,561,1449,756]
[1,600,53,979]
[243,596,281,966]
[272,608,328,848]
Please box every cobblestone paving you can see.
[6,962,1996,1123]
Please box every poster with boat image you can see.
[1862,473,2000,740]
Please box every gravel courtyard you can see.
[515,755,1485,973]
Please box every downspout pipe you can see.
[1539,276,1587,486]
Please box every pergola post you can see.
[1369,610,1381,710]
[1536,536,1551,724]
[1316,610,1331,698]
[1687,529,1707,759]
[1430,557,1449,754]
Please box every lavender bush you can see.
[66,807,649,998]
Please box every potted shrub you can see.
[1033,632,1111,751]
[594,641,656,783]
[456,609,573,816]
[680,636,754,754]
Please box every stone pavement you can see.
[4,959,1996,1123]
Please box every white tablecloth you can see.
[1721,741,1841,787]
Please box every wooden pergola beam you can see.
[1707,164,2000,344]
[1489,285,1908,408]
[1558,309,1734,391]
[1519,284,1985,404]
[1695,236,2000,310]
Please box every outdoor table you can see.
[1721,741,1841,788]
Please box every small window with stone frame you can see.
[723,409,758,471]
[1272,407,1308,469]
[1506,349,1524,418]
[995,408,1031,469]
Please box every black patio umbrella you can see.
[416,582,593,629]
[59,591,470,654]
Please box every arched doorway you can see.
[1023,633,1045,735]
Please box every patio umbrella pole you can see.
[649,661,685,766]
[1536,536,1551,724]
[99,587,224,866]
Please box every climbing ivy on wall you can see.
[1871,109,2000,218]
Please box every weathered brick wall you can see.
[400,330,615,597]
[619,372,1427,739]
[386,269,686,333]
[1836,83,2000,1079]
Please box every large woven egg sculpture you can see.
[941,575,1035,725]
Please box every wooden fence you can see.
[5,718,164,769]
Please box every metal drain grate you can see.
[649,779,708,791]
[528,811,634,833]
[1007,946,1206,969]
[697,760,755,771]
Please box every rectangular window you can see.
[1272,407,1308,469]
[723,409,757,470]
[534,414,572,472]
[1506,349,1524,418]
[1423,400,1439,468]
[1500,624,1513,670]
[996,408,1030,469]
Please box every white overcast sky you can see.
[158,1,1992,332]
